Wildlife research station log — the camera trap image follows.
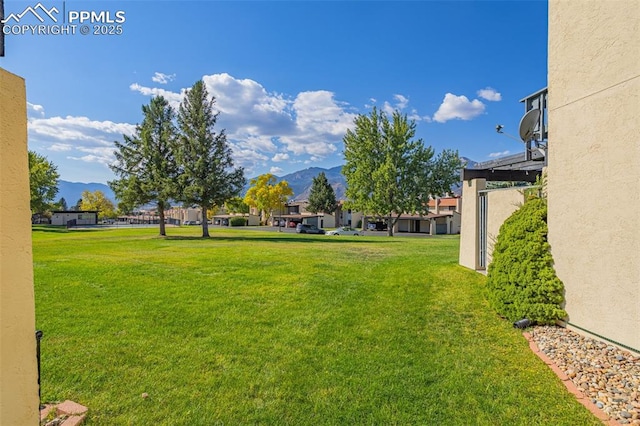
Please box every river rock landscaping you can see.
[530,326,640,424]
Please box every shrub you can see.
[230,217,247,227]
[486,197,566,325]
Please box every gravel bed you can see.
[530,325,640,424]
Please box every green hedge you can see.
[486,197,566,325]
[230,217,247,227]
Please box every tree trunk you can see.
[202,205,209,237]
[387,214,394,237]
[158,202,167,236]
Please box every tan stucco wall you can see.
[0,68,40,424]
[459,178,485,270]
[485,188,526,266]
[548,1,640,350]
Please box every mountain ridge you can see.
[58,158,473,207]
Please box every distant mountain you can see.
[57,181,116,207]
[245,166,346,201]
[61,159,473,208]
[460,156,479,169]
[279,166,346,201]
[248,159,478,201]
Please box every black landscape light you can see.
[35,330,44,408]
[513,318,532,329]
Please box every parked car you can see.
[296,223,325,234]
[183,220,196,225]
[367,221,388,231]
[326,226,360,236]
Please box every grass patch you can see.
[33,227,600,425]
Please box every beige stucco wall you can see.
[548,0,640,350]
[459,178,486,270]
[0,68,40,424]
[485,188,526,267]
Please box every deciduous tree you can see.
[307,172,337,215]
[28,150,59,214]
[343,108,461,236]
[80,190,116,219]
[110,96,178,236]
[225,196,250,214]
[176,80,246,238]
[243,173,293,225]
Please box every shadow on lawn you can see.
[31,226,99,233]
[162,235,394,244]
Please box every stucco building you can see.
[546,0,640,351]
[0,67,40,424]
[460,1,640,352]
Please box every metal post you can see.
[35,330,43,408]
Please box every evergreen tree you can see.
[307,172,337,215]
[176,80,245,237]
[110,96,178,236]
[56,197,68,211]
[486,197,566,324]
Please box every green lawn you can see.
[33,226,599,425]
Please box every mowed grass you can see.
[33,226,599,425]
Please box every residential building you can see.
[270,200,340,229]
[211,205,260,226]
[51,210,98,226]
[165,207,202,225]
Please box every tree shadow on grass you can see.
[31,226,99,233]
[162,235,395,244]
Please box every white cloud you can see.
[393,94,409,109]
[236,135,277,153]
[477,87,502,102]
[408,109,432,123]
[382,93,410,116]
[27,102,45,117]
[28,115,135,171]
[129,83,185,108]
[272,153,290,162]
[432,93,485,123]
[29,116,135,145]
[489,150,511,158]
[287,90,355,155]
[382,101,395,116]
[130,73,358,171]
[269,166,284,175]
[151,72,176,84]
[67,154,111,165]
[49,143,73,152]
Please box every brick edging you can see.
[522,331,618,425]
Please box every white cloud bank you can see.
[28,115,136,166]
[131,72,357,174]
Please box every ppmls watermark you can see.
[1,1,126,37]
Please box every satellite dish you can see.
[518,109,541,142]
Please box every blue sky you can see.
[1,0,548,184]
